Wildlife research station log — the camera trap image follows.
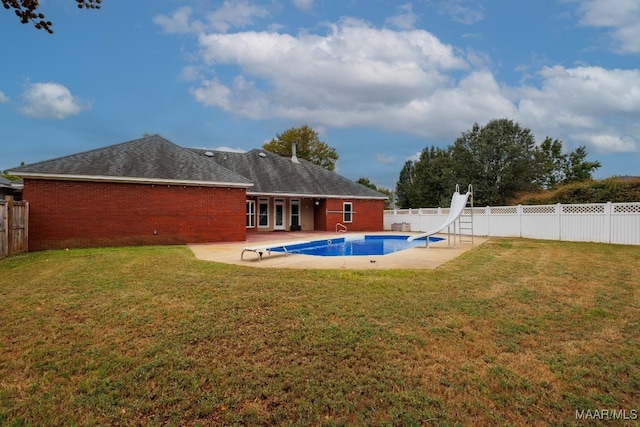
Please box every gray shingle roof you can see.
[9,135,252,187]
[8,135,386,199]
[189,148,387,199]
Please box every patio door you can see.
[290,199,300,230]
[274,199,285,230]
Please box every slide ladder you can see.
[457,184,474,246]
[407,184,473,248]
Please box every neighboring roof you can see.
[0,177,22,191]
[189,148,387,199]
[8,136,253,188]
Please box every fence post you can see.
[557,203,562,241]
[518,204,522,238]
[605,202,612,244]
[6,196,13,256]
[0,199,6,258]
[486,206,490,236]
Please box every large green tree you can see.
[396,118,601,208]
[412,146,455,207]
[395,147,454,209]
[263,125,338,171]
[2,0,101,33]
[450,118,540,205]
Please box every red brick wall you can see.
[23,179,247,251]
[316,198,384,232]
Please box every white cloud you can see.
[190,18,476,137]
[159,6,639,158]
[154,1,269,34]
[516,65,640,153]
[438,0,484,25]
[576,0,640,53]
[153,6,198,34]
[20,82,88,119]
[0,91,9,103]
[571,133,638,153]
[292,0,314,11]
[386,3,419,30]
[375,153,396,164]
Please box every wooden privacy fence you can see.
[0,197,29,258]
[385,202,640,245]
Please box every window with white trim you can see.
[246,200,255,228]
[343,202,353,223]
[258,198,269,227]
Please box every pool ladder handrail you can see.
[335,223,347,233]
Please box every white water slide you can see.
[407,185,473,247]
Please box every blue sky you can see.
[1,0,639,190]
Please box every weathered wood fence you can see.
[0,196,29,258]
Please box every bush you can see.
[509,177,640,205]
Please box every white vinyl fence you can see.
[384,202,640,245]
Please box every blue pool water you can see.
[271,235,444,257]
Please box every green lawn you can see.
[1,239,638,426]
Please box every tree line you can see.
[395,118,601,207]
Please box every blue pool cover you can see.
[271,235,444,257]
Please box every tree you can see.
[450,118,540,206]
[564,145,601,183]
[395,118,602,208]
[2,0,101,33]
[534,137,566,189]
[2,162,24,181]
[356,178,393,209]
[535,138,601,188]
[395,160,416,209]
[412,146,455,207]
[263,125,338,171]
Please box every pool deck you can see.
[189,231,487,270]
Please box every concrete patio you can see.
[189,231,486,270]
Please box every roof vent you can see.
[258,152,267,157]
[204,151,214,157]
[291,141,300,164]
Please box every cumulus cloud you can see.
[156,2,640,156]
[517,66,640,153]
[20,82,88,119]
[0,91,9,103]
[576,0,640,53]
[190,18,484,137]
[386,3,419,30]
[154,1,268,34]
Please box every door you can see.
[290,199,300,230]
[274,199,285,230]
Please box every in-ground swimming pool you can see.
[271,234,444,257]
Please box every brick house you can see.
[9,135,387,251]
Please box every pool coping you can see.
[189,231,487,270]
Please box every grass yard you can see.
[0,238,638,426]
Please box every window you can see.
[258,199,269,227]
[246,200,255,228]
[343,202,353,223]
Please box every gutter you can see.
[8,172,254,189]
